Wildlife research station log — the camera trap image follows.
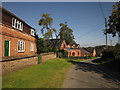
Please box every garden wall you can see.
[0,53,56,76]
[41,53,56,63]
[1,56,38,76]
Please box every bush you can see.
[114,44,120,60]
[102,50,114,59]
[57,52,63,58]
[57,50,68,58]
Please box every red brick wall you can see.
[67,49,82,57]
[1,56,38,76]
[0,25,37,57]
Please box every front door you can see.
[4,40,10,56]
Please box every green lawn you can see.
[2,58,72,88]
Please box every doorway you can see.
[4,40,10,56]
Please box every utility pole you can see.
[105,17,108,50]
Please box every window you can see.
[18,41,25,52]
[12,18,23,31]
[30,43,34,51]
[31,29,35,36]
[78,52,80,55]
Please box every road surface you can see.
[62,59,119,88]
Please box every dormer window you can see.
[31,29,35,36]
[12,18,23,31]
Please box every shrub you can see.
[57,50,68,58]
[102,50,114,59]
[114,43,120,60]
[57,52,63,58]
[62,50,68,58]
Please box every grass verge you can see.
[2,58,72,88]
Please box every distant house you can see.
[66,41,81,57]
[83,47,96,57]
[79,48,92,56]
[0,7,37,58]
[50,39,67,50]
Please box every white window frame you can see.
[30,43,34,51]
[31,29,35,36]
[18,41,25,52]
[12,17,23,31]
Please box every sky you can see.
[2,2,119,47]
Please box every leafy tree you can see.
[38,14,75,53]
[38,13,56,39]
[37,38,54,54]
[57,22,74,44]
[106,2,120,37]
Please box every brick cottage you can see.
[0,7,37,58]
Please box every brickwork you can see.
[0,53,56,76]
[0,25,37,57]
[1,56,38,76]
[67,49,82,57]
[42,53,56,63]
[60,41,67,50]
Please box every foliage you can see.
[101,43,120,63]
[37,38,54,54]
[101,50,114,59]
[3,58,72,88]
[92,44,120,73]
[38,13,56,39]
[95,45,106,56]
[114,43,120,59]
[58,22,74,44]
[106,2,120,37]
[57,50,68,58]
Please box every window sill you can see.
[18,51,25,53]
[31,50,34,52]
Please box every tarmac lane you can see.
[62,59,119,88]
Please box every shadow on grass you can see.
[68,59,120,83]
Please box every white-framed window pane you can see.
[31,29,35,36]
[18,41,25,52]
[12,17,23,31]
[12,18,15,27]
[30,43,34,51]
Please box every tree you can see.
[38,13,56,39]
[38,14,75,53]
[58,22,74,44]
[37,38,54,54]
[106,2,120,37]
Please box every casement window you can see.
[31,29,35,36]
[12,18,23,31]
[18,41,25,52]
[30,43,34,51]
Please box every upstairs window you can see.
[31,29,35,36]
[30,43,34,51]
[12,18,23,31]
[18,41,25,52]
